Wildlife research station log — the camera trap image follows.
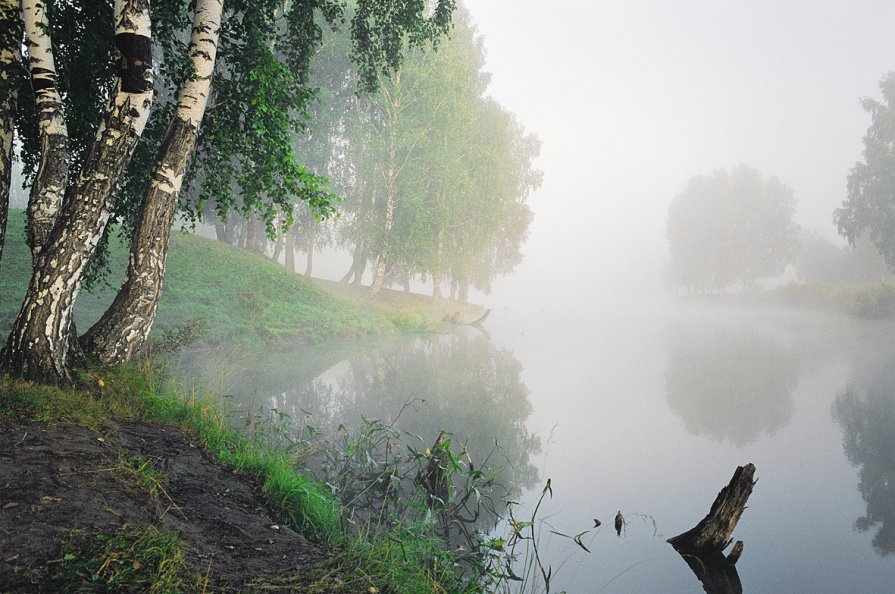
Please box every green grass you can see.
[1,210,436,346]
[46,524,188,594]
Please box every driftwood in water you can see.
[668,463,755,553]
[668,464,755,594]
[444,308,491,327]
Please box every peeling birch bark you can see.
[0,0,21,266]
[1,0,153,380]
[83,0,222,365]
[22,0,69,260]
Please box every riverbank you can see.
[674,282,895,319]
[0,365,478,592]
[1,210,484,347]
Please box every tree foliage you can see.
[0,0,457,379]
[835,72,895,269]
[666,165,800,293]
[321,6,539,298]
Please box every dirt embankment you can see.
[0,420,331,592]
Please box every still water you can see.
[178,304,895,593]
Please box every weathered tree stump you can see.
[668,464,756,594]
[668,463,756,553]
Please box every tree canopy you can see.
[0,0,458,379]
[666,165,800,294]
[835,71,895,269]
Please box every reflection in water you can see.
[325,333,541,499]
[664,323,798,446]
[833,387,895,556]
[676,550,742,594]
[176,330,540,530]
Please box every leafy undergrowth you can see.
[1,210,438,346]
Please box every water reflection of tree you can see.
[664,325,798,446]
[833,387,895,556]
[187,332,538,529]
[332,332,541,504]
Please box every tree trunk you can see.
[272,237,283,262]
[284,231,295,272]
[305,224,315,277]
[2,0,153,380]
[341,241,364,284]
[0,0,21,266]
[352,253,367,286]
[82,0,222,365]
[458,280,469,303]
[370,186,394,296]
[432,271,442,303]
[22,0,69,261]
[214,220,230,243]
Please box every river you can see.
[175,303,895,593]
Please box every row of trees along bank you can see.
[0,0,457,381]
[203,6,541,302]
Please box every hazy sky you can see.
[461,0,895,308]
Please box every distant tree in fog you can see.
[795,231,888,284]
[836,72,895,270]
[666,165,800,293]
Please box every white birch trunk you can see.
[83,0,222,364]
[1,0,154,380]
[369,186,394,296]
[0,0,21,265]
[22,0,69,259]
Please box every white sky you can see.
[461,0,895,308]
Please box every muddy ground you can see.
[0,419,340,592]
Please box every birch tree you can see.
[81,0,224,364]
[1,0,154,380]
[21,0,69,261]
[0,0,21,268]
[1,0,456,380]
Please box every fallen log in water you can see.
[444,309,491,327]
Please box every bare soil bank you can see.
[0,419,334,592]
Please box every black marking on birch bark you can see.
[115,32,152,93]
[30,68,57,92]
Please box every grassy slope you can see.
[1,210,434,345]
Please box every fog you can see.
[461,0,895,311]
[173,3,895,591]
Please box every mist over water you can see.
[175,304,895,591]
[172,2,895,591]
